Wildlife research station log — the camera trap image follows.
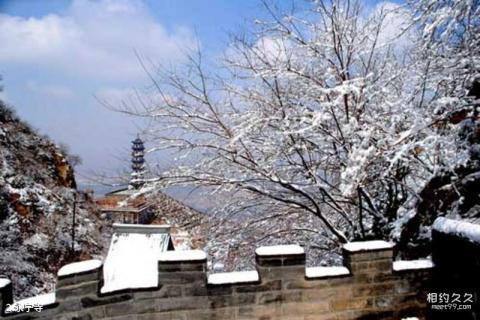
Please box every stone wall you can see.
[0,239,434,320]
[429,217,480,320]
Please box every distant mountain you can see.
[0,101,109,299]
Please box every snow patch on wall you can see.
[255,244,304,256]
[158,249,207,262]
[343,240,394,252]
[57,260,102,277]
[208,270,259,285]
[0,278,11,288]
[393,259,434,272]
[305,266,350,279]
[102,226,171,293]
[433,217,480,244]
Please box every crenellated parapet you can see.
[0,239,438,320]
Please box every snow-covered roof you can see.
[433,217,480,244]
[101,224,172,293]
[57,260,102,277]
[393,259,434,272]
[343,240,394,252]
[106,187,133,196]
[208,270,259,285]
[255,244,304,256]
[0,278,11,288]
[305,266,350,279]
[158,250,206,262]
[112,223,170,234]
[5,293,55,313]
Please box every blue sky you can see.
[0,0,393,184]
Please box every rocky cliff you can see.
[0,100,108,299]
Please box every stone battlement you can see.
[1,217,479,320]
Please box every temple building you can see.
[96,136,154,224]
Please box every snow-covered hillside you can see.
[0,101,109,299]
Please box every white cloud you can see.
[0,0,195,80]
[25,81,76,100]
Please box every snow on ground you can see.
[208,270,259,285]
[393,259,434,272]
[343,240,394,252]
[305,266,350,279]
[5,293,55,313]
[433,217,480,244]
[101,225,171,293]
[255,244,304,256]
[57,260,102,277]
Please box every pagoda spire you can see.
[130,135,146,189]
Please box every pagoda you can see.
[96,135,153,224]
[130,136,146,189]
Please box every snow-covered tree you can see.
[121,0,479,253]
[392,0,480,257]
